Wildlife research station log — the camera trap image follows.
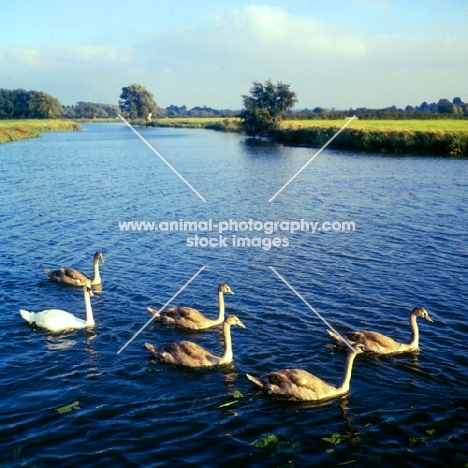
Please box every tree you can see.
[28,91,62,119]
[437,98,454,114]
[0,91,15,118]
[119,84,157,122]
[452,97,465,116]
[240,79,297,135]
[12,89,30,118]
[418,101,430,112]
[0,88,62,119]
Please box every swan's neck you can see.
[84,291,95,326]
[221,323,233,364]
[337,350,358,393]
[92,258,101,283]
[408,313,419,348]
[216,291,225,322]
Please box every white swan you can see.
[147,283,234,330]
[145,315,245,367]
[20,284,95,332]
[246,344,366,402]
[327,306,433,354]
[44,251,104,286]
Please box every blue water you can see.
[0,123,467,467]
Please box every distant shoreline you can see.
[150,117,468,156]
[1,118,467,156]
[0,120,81,145]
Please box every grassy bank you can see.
[0,120,81,144]
[150,117,240,131]
[142,117,468,156]
[277,119,468,156]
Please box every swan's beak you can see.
[100,256,105,264]
[425,314,434,322]
[88,288,94,297]
[237,319,246,328]
[228,290,234,295]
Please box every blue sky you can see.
[1,0,467,110]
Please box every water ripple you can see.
[0,125,467,466]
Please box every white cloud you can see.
[71,45,131,64]
[231,5,367,58]
[10,49,42,67]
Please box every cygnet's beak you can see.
[228,290,234,295]
[425,313,434,323]
[87,287,94,297]
[237,319,246,329]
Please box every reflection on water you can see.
[45,336,77,351]
[0,124,467,466]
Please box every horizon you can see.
[1,1,467,110]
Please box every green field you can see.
[0,119,81,144]
[151,117,240,130]
[151,116,468,133]
[281,119,468,132]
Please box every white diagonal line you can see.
[117,265,206,354]
[118,114,207,203]
[268,115,356,202]
[269,266,355,353]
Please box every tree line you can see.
[0,89,62,119]
[0,88,119,120]
[286,97,468,121]
[164,105,237,118]
[118,84,237,121]
[0,86,238,120]
[1,85,467,134]
[62,102,120,119]
[118,82,468,136]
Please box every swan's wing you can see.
[348,330,400,353]
[165,307,202,319]
[162,307,214,329]
[160,340,218,366]
[274,369,331,392]
[33,309,86,331]
[62,268,90,282]
[260,368,334,400]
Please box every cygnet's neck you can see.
[217,290,225,322]
[408,313,420,348]
[221,322,233,364]
[92,259,101,284]
[337,349,358,393]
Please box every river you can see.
[0,123,467,467]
